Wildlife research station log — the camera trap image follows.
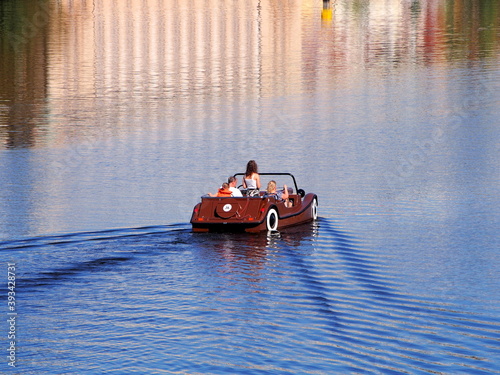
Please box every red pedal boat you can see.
[191,173,318,233]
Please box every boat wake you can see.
[0,219,498,374]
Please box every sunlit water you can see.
[1,0,499,373]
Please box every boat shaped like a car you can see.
[191,173,318,233]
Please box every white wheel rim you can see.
[312,199,318,220]
[266,208,278,231]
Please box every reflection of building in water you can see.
[0,0,499,147]
[43,0,305,147]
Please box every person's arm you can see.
[242,177,247,188]
[255,174,261,189]
[281,184,289,200]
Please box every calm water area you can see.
[1,0,499,373]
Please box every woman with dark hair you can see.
[242,160,261,196]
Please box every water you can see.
[1,0,499,373]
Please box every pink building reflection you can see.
[0,0,498,148]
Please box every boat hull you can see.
[191,193,318,233]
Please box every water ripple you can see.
[1,219,498,374]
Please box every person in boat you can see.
[264,180,291,207]
[242,160,261,197]
[228,176,243,197]
[208,182,233,197]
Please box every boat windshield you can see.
[234,173,299,194]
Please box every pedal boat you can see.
[191,173,318,233]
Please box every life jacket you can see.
[216,188,232,197]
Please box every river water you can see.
[1,0,499,373]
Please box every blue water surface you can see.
[0,0,499,373]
